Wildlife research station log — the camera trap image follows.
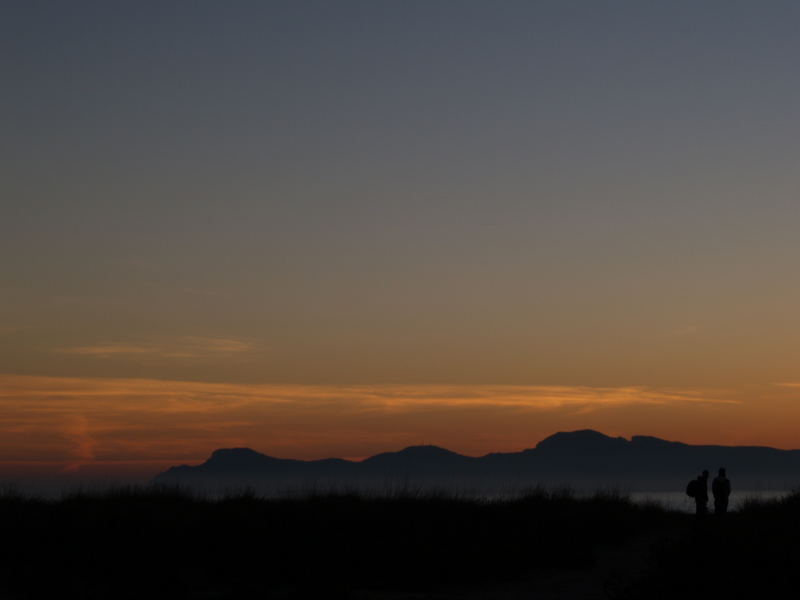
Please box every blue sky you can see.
[3,1,800,469]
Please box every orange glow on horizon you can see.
[3,373,800,480]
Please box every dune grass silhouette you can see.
[1,486,798,598]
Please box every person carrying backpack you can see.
[687,470,710,516]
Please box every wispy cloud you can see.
[0,378,735,410]
[57,337,255,359]
[338,384,736,411]
[0,374,739,471]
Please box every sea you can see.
[630,490,790,512]
[1,477,793,511]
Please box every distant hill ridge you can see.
[153,430,800,492]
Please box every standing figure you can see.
[712,467,731,515]
[694,470,710,516]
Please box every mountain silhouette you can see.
[153,430,800,493]
[535,429,628,453]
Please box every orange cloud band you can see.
[0,373,743,477]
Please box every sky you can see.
[3,1,800,481]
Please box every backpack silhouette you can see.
[686,479,699,498]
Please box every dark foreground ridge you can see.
[2,487,800,599]
[153,429,800,492]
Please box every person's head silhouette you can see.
[702,469,709,480]
[718,467,726,477]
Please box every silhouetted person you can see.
[694,470,709,516]
[712,467,731,515]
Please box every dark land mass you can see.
[153,429,800,493]
[2,487,800,599]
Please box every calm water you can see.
[1,478,794,510]
[631,490,790,512]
